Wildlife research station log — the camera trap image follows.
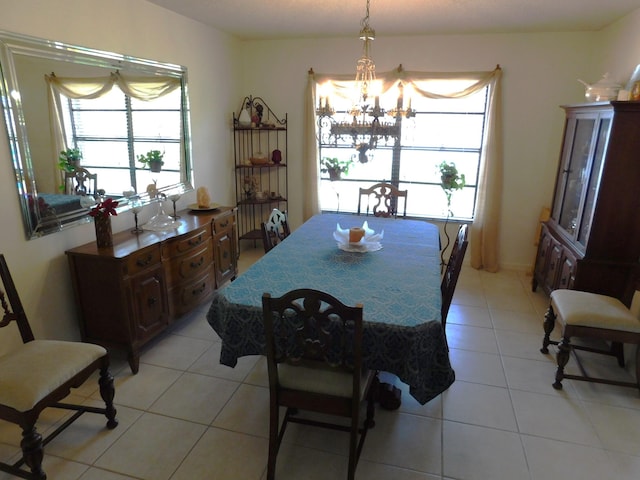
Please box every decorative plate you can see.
[188,203,220,211]
[337,242,382,253]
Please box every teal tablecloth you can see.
[207,213,455,404]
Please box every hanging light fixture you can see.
[352,0,376,112]
[316,0,414,162]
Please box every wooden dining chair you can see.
[541,284,640,391]
[441,224,469,327]
[0,254,118,480]
[261,208,290,253]
[357,182,407,218]
[262,289,376,480]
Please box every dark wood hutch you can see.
[533,101,640,306]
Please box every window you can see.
[60,86,182,196]
[318,80,489,220]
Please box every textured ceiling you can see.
[145,0,640,40]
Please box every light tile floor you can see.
[2,252,640,479]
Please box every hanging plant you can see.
[137,149,165,172]
[58,148,82,172]
[320,157,353,181]
[438,161,466,272]
[438,161,466,216]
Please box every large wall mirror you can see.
[0,30,193,239]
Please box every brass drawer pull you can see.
[190,257,205,268]
[219,220,229,228]
[188,235,203,246]
[192,283,206,295]
[136,255,154,267]
[147,297,156,306]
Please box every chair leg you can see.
[266,404,280,480]
[21,424,45,480]
[611,342,625,368]
[365,389,376,429]
[99,366,118,429]
[636,345,640,393]
[553,337,572,390]
[348,408,358,480]
[541,306,556,354]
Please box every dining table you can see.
[206,213,455,404]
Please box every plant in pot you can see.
[137,149,165,173]
[320,157,354,181]
[438,161,466,271]
[58,148,82,172]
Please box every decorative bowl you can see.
[249,154,269,165]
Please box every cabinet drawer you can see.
[163,226,210,257]
[124,246,161,276]
[213,212,235,233]
[168,271,215,317]
[166,240,213,284]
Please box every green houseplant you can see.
[320,157,354,181]
[438,161,466,271]
[58,148,82,172]
[137,149,165,173]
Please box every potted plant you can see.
[137,149,165,172]
[439,161,466,216]
[58,148,82,172]
[438,161,466,271]
[320,157,354,181]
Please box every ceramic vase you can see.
[94,215,113,248]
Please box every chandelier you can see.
[316,0,415,162]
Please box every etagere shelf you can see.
[233,96,288,245]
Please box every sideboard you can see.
[66,206,237,373]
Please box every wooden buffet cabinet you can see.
[66,206,237,373]
[532,102,640,306]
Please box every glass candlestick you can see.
[168,193,181,219]
[130,198,144,234]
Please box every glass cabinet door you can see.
[555,117,596,236]
[577,117,611,246]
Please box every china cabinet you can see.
[233,96,288,246]
[532,102,640,306]
[66,207,237,373]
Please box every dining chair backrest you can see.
[65,167,98,196]
[441,224,469,327]
[357,182,407,218]
[261,208,290,253]
[261,288,375,480]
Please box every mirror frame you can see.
[0,30,193,239]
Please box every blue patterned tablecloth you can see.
[206,213,455,404]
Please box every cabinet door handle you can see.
[190,257,204,268]
[136,255,153,267]
[223,251,228,259]
[147,297,156,306]
[220,220,229,228]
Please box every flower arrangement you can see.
[320,157,354,180]
[89,198,119,218]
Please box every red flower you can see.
[89,198,119,217]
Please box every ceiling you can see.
[145,0,640,40]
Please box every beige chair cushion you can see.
[279,361,373,400]
[0,340,106,412]
[551,290,640,333]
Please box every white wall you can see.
[0,1,638,350]
[238,14,640,271]
[0,0,241,351]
